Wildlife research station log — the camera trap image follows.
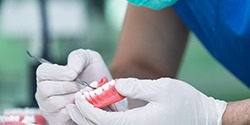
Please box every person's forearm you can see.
[110,4,188,109]
[110,4,188,79]
[222,99,250,125]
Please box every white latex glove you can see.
[35,49,115,125]
[67,77,227,125]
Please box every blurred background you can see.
[0,0,249,114]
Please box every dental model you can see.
[0,108,47,125]
[0,115,37,125]
[79,77,125,108]
[0,115,22,125]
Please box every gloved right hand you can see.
[35,49,113,125]
[67,77,227,125]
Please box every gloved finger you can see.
[36,93,75,113]
[67,49,112,82]
[74,92,124,125]
[115,78,160,102]
[66,104,96,125]
[36,81,84,98]
[40,108,73,125]
[36,63,77,81]
[109,98,128,112]
[67,49,94,74]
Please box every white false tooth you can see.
[81,94,86,100]
[22,116,35,124]
[94,88,103,95]
[108,80,115,86]
[89,91,96,97]
[90,81,98,88]
[0,116,3,122]
[82,87,92,91]
[75,92,85,100]
[102,83,109,91]
[83,92,90,99]
[14,116,20,122]
[80,89,86,94]
[5,115,19,122]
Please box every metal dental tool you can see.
[26,51,96,89]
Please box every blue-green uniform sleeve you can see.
[128,0,178,10]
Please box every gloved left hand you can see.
[66,77,227,125]
[35,49,116,125]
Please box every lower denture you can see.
[85,77,125,108]
[1,115,46,125]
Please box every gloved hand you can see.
[128,0,178,10]
[35,49,114,125]
[67,77,227,125]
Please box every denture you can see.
[80,77,125,108]
[0,108,47,125]
[0,115,45,125]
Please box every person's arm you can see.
[222,99,250,125]
[110,4,189,108]
[110,4,250,125]
[110,4,189,79]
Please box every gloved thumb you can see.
[115,78,159,102]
